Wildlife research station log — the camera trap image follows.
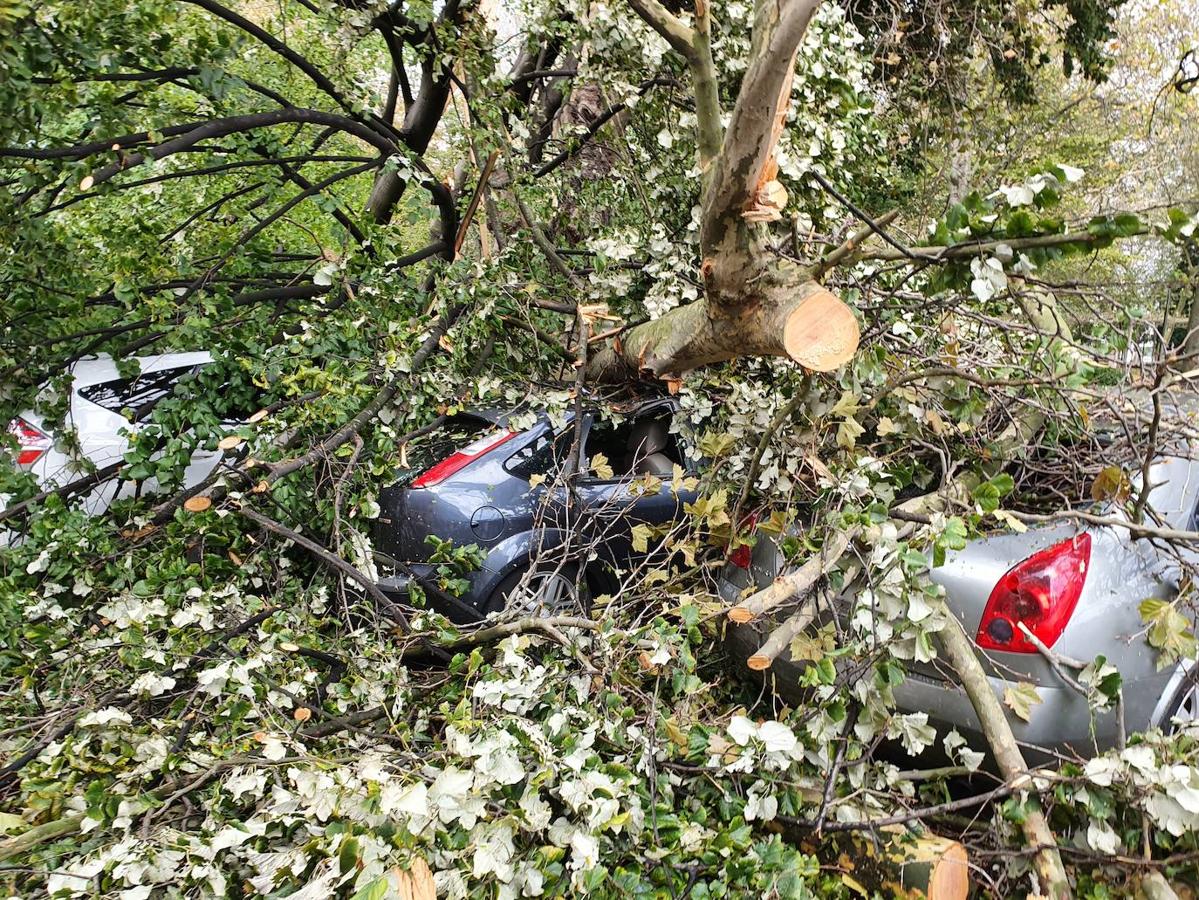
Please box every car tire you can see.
[1157,665,1199,734]
[487,563,590,617]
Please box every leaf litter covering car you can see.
[720,452,1199,760]
[5,352,233,522]
[372,397,700,622]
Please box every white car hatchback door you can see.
[7,351,216,516]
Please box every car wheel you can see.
[1159,666,1199,733]
[490,564,589,617]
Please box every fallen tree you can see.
[3,0,1197,897]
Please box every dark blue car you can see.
[373,398,699,621]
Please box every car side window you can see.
[77,365,202,421]
[504,429,568,480]
[582,409,684,480]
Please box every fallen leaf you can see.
[591,452,614,479]
[1091,465,1131,502]
[876,416,901,436]
[841,873,868,896]
[1004,682,1043,722]
[993,510,1028,533]
[663,717,688,749]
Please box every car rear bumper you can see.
[892,666,1172,762]
[725,622,1174,762]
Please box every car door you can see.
[573,403,699,569]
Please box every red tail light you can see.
[412,429,516,488]
[975,534,1091,653]
[727,512,760,569]
[728,543,752,569]
[8,417,51,466]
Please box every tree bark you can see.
[587,276,858,379]
[1180,245,1199,366]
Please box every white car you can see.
[6,352,223,517]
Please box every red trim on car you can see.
[9,417,51,466]
[412,429,517,488]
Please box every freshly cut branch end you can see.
[783,286,860,372]
[745,597,817,669]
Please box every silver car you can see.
[720,453,1199,759]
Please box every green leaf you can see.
[339,836,361,874]
[1112,212,1143,237]
[971,481,1001,513]
[1001,796,1030,824]
[933,516,969,566]
[349,876,389,900]
[941,516,968,550]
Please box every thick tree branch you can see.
[626,0,699,62]
[934,602,1072,898]
[850,226,1152,265]
[30,67,200,84]
[179,0,398,137]
[624,0,721,169]
[690,0,723,168]
[701,0,821,257]
[239,506,410,630]
[533,77,674,179]
[79,109,392,188]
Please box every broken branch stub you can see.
[728,526,857,624]
[746,596,818,670]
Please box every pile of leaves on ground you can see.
[4,479,1199,898]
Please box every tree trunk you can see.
[1181,245,1199,367]
[588,0,861,381]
